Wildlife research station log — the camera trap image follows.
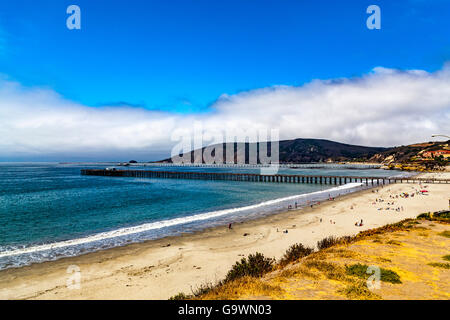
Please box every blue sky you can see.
[0,0,449,112]
[0,0,449,161]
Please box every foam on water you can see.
[0,182,364,269]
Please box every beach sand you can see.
[0,173,449,300]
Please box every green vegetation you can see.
[170,252,276,300]
[278,243,314,267]
[435,211,450,219]
[190,282,217,297]
[172,214,449,300]
[169,281,218,300]
[386,240,402,246]
[428,262,450,269]
[225,252,275,282]
[438,230,450,238]
[169,292,190,300]
[317,236,339,250]
[345,263,402,284]
[418,210,450,222]
[433,155,449,168]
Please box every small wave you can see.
[0,182,363,267]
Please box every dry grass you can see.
[339,282,381,300]
[198,276,284,300]
[175,214,449,300]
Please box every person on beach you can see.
[228,223,232,230]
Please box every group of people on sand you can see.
[370,184,431,214]
[288,202,300,210]
[398,192,415,198]
[355,219,364,227]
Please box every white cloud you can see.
[1,65,449,160]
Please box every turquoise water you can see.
[0,163,405,269]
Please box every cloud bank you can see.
[1,65,449,160]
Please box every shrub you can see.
[225,252,275,282]
[279,243,314,267]
[190,281,217,297]
[356,220,412,239]
[417,212,431,219]
[169,281,219,299]
[169,292,191,300]
[436,211,450,219]
[317,236,340,250]
[345,263,401,284]
[442,255,450,262]
[418,210,450,222]
[438,231,450,238]
[386,240,402,246]
[428,262,450,269]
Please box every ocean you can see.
[0,162,408,270]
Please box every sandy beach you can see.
[0,173,449,300]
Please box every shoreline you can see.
[0,181,367,269]
[0,173,448,299]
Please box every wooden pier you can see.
[81,169,450,185]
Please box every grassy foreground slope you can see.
[175,212,450,300]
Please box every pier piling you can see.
[81,169,450,185]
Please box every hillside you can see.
[159,138,387,164]
[154,138,450,171]
[173,211,450,300]
[370,140,450,163]
[369,140,450,170]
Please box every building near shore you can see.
[422,150,450,159]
